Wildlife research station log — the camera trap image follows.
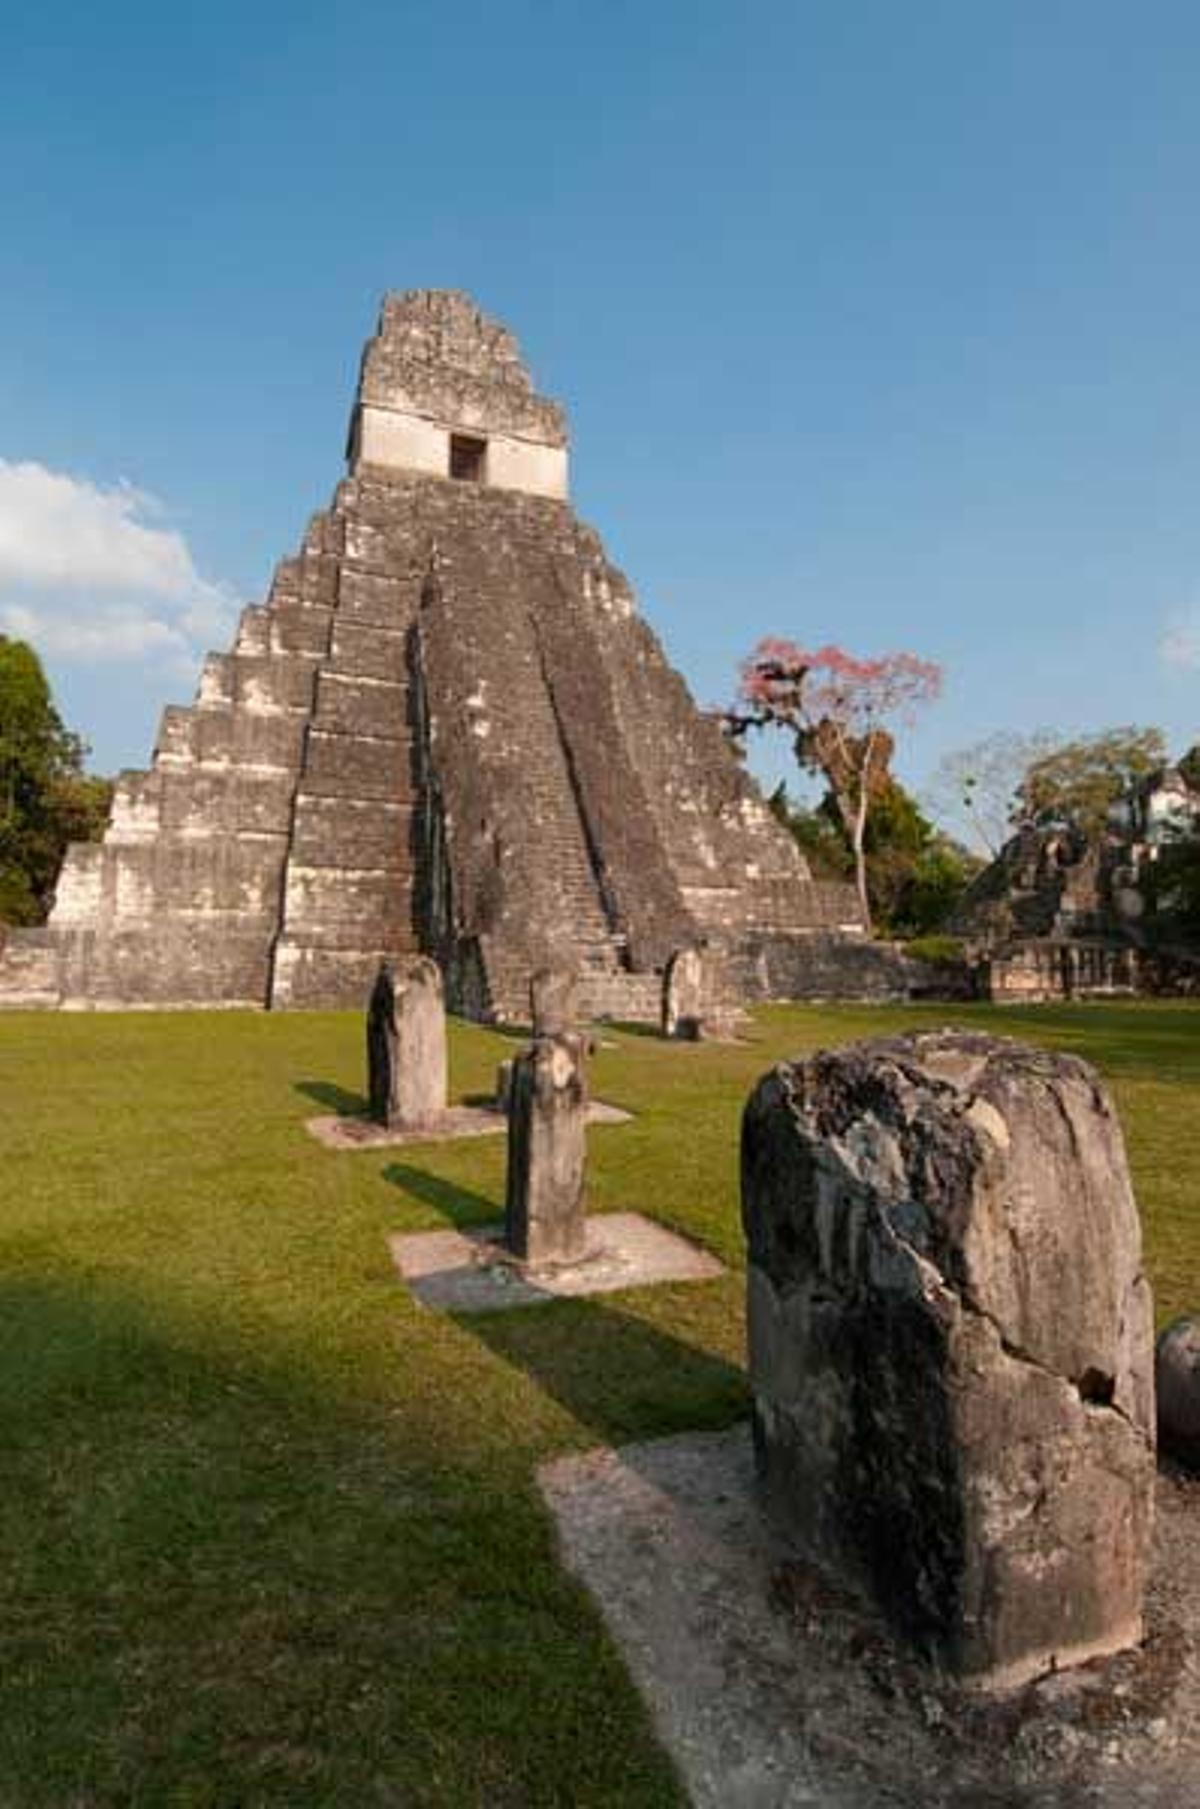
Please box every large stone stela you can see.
[742,1029,1157,1690]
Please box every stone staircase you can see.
[267,513,424,1007]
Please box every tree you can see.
[731,641,942,932]
[1177,743,1200,794]
[771,776,979,935]
[1014,726,1167,839]
[927,730,1063,857]
[0,636,112,925]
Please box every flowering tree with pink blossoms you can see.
[730,640,943,933]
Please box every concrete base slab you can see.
[538,1426,1200,1808]
[307,1098,631,1150]
[389,1211,724,1312]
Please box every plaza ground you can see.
[1,1001,1196,1805]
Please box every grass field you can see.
[1,1000,1197,1806]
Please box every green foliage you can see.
[903,934,966,966]
[1178,744,1200,793]
[1146,838,1200,942]
[767,782,852,880]
[0,636,112,924]
[770,779,979,935]
[1016,726,1167,836]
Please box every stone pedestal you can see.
[741,1028,1156,1690]
[505,1032,588,1268]
[366,956,447,1130]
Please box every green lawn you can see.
[1,1001,1197,1806]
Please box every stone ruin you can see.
[954,754,1200,1001]
[504,1031,590,1270]
[366,955,447,1130]
[504,965,589,1268]
[741,1028,1157,1689]
[661,942,749,1040]
[0,289,872,1022]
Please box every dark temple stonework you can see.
[0,291,864,1019]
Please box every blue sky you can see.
[1,1,1197,816]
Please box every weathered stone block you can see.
[742,1029,1156,1689]
[662,945,705,1038]
[288,795,412,868]
[328,621,409,682]
[505,1033,588,1268]
[367,956,447,1129]
[1156,1316,1200,1470]
[313,670,407,739]
[299,730,413,800]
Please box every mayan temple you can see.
[1,290,870,1019]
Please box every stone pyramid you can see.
[1,291,866,1018]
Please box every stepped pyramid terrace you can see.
[0,290,879,1020]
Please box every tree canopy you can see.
[769,777,979,938]
[731,640,942,932]
[0,636,111,925]
[1015,726,1167,837]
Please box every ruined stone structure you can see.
[660,943,748,1040]
[955,755,1200,1001]
[0,290,864,1019]
[742,1030,1156,1689]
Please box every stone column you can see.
[662,945,705,1039]
[366,956,447,1129]
[505,1031,589,1268]
[741,1028,1156,1690]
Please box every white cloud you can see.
[0,459,238,668]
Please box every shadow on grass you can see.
[454,1292,749,1447]
[0,1271,684,1806]
[295,1078,368,1116]
[383,1160,499,1227]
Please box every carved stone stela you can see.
[366,955,447,1130]
[0,290,864,1020]
[742,1029,1156,1690]
[504,1033,589,1269]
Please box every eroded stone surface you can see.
[742,1028,1157,1689]
[1157,1316,1200,1471]
[366,955,446,1129]
[662,945,705,1038]
[504,1032,589,1268]
[661,943,751,1041]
